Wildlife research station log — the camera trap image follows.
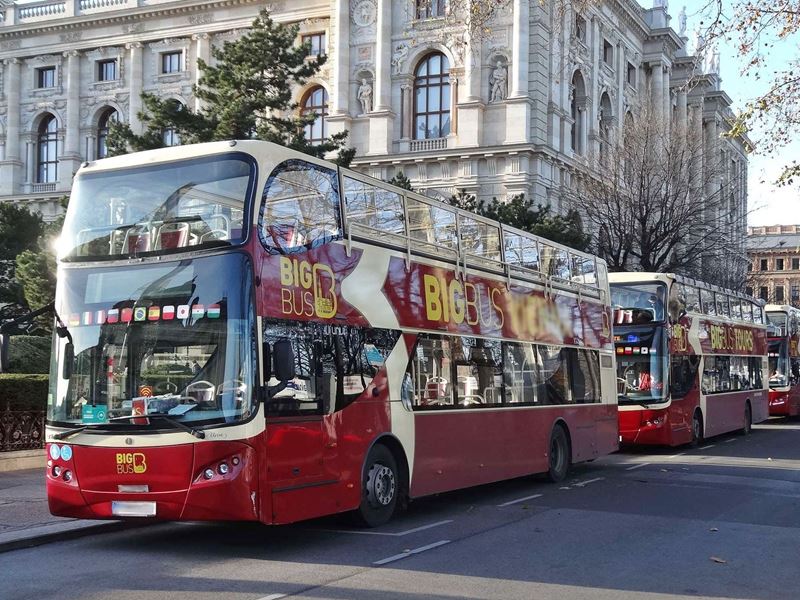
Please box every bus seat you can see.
[155,222,190,250]
[124,228,151,254]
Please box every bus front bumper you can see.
[45,440,260,522]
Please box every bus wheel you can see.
[547,425,571,483]
[356,444,398,527]
[691,410,703,447]
[741,402,752,436]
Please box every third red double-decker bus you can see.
[44,140,618,527]
[765,304,800,416]
[610,273,768,446]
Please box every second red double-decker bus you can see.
[765,304,800,416]
[610,273,768,446]
[44,140,618,527]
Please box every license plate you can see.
[111,501,156,517]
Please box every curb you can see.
[0,519,147,554]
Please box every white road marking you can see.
[573,477,605,487]
[625,462,650,471]
[724,438,737,443]
[666,452,686,459]
[255,594,286,600]
[322,519,453,537]
[699,444,716,450]
[497,493,543,507]
[373,540,451,565]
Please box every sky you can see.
[681,2,800,227]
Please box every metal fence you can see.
[0,403,45,452]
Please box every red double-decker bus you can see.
[765,305,800,416]
[610,273,768,447]
[44,141,617,526]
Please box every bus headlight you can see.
[63,470,73,482]
[218,463,229,475]
[203,468,215,480]
[52,466,62,477]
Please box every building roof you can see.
[747,233,800,251]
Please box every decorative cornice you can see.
[0,0,263,40]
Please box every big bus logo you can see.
[116,452,147,474]
[279,257,338,319]
[671,323,688,352]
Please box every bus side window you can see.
[260,160,341,255]
[670,355,698,399]
[408,336,454,409]
[502,342,539,404]
[566,349,601,404]
[538,345,571,405]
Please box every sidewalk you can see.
[0,468,126,553]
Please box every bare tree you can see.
[567,91,749,289]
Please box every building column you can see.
[126,42,144,133]
[0,59,22,195]
[650,61,664,121]
[60,50,82,187]
[510,0,529,98]
[333,0,350,115]
[400,82,412,140]
[25,140,35,185]
[677,89,688,128]
[374,0,391,111]
[192,33,210,112]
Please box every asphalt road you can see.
[5,419,800,600]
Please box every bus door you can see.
[669,355,700,439]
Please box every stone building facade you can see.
[0,0,748,254]
[747,225,800,307]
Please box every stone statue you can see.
[489,61,508,102]
[391,43,408,75]
[678,5,687,37]
[708,44,720,73]
[358,78,373,114]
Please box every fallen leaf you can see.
[710,556,727,564]
[709,527,719,532]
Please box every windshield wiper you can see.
[145,414,205,439]
[617,395,662,409]
[52,413,205,440]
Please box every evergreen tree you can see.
[107,8,354,165]
[448,192,591,252]
[387,171,414,191]
[0,204,45,324]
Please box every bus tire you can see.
[691,410,703,447]
[355,444,398,528]
[741,402,752,436]
[547,425,571,483]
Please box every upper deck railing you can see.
[338,168,609,303]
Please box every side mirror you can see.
[0,334,9,373]
[262,341,272,383]
[62,342,74,380]
[273,340,295,382]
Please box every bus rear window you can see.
[62,154,254,261]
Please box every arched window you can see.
[571,71,586,155]
[599,92,613,165]
[96,108,118,159]
[413,52,450,140]
[37,114,58,183]
[302,86,329,144]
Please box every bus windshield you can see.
[60,153,256,261]
[611,283,667,324]
[768,339,789,387]
[47,253,256,428]
[615,327,668,404]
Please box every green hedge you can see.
[0,373,49,411]
[8,335,51,374]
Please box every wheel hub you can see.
[367,463,395,507]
